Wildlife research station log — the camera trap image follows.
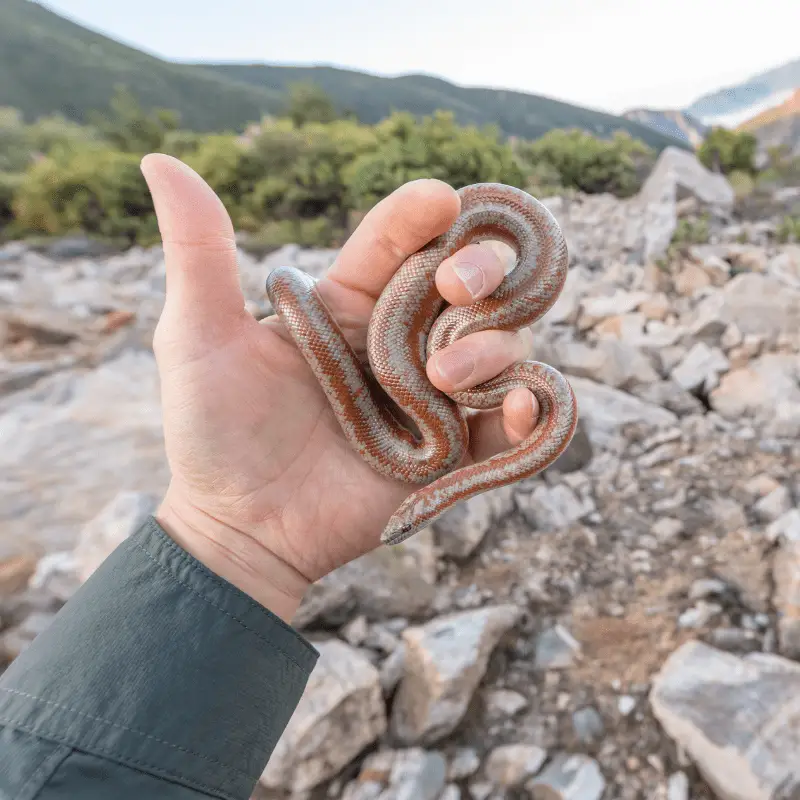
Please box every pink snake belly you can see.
[266,183,578,546]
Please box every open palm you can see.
[143,155,538,620]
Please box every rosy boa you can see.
[266,183,578,546]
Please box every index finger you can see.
[325,179,460,300]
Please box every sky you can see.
[40,0,800,114]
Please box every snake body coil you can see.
[266,183,578,545]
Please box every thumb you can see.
[141,154,245,331]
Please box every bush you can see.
[245,218,344,254]
[728,169,756,200]
[13,143,156,242]
[698,128,757,175]
[670,214,710,248]
[517,129,654,197]
[0,171,24,233]
[777,216,800,244]
[345,111,524,209]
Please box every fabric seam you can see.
[17,743,71,800]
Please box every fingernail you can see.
[485,240,517,275]
[452,262,485,298]
[433,349,475,388]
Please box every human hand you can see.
[141,155,540,621]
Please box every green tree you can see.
[517,129,653,197]
[697,128,757,175]
[284,82,339,127]
[89,86,180,154]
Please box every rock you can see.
[484,744,547,787]
[632,381,704,416]
[678,601,722,629]
[689,578,728,600]
[526,753,605,800]
[567,376,678,450]
[439,786,461,800]
[0,352,169,560]
[766,509,800,543]
[42,234,120,260]
[260,639,386,792]
[391,605,520,744]
[650,641,800,800]
[571,706,604,744]
[692,274,800,340]
[773,539,800,659]
[617,696,637,716]
[517,484,593,531]
[294,531,437,628]
[667,771,690,800]
[674,261,711,296]
[74,491,157,582]
[534,625,582,670]
[433,487,514,559]
[640,147,734,259]
[713,529,771,612]
[752,485,791,523]
[548,419,594,474]
[579,290,649,326]
[549,340,658,389]
[484,689,528,718]
[670,343,729,393]
[1,611,57,660]
[380,643,406,695]
[0,553,38,596]
[448,748,481,781]
[711,354,800,420]
[384,749,446,800]
[652,518,684,542]
[546,266,587,325]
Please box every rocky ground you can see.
[1,148,799,799]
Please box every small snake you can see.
[266,183,578,546]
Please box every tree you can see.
[698,128,757,175]
[89,86,179,154]
[284,82,339,127]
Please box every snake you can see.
[265,183,578,546]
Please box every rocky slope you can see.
[1,150,799,799]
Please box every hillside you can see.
[200,63,684,149]
[0,0,684,149]
[738,88,800,156]
[686,57,800,127]
[621,109,707,148]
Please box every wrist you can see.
[155,489,310,623]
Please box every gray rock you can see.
[448,748,481,781]
[650,641,800,800]
[617,695,637,716]
[773,539,800,659]
[752,486,792,523]
[567,376,678,450]
[383,749,446,800]
[484,744,547,787]
[632,380,705,416]
[766,509,800,543]
[526,753,605,800]
[667,771,690,800]
[42,235,120,260]
[534,625,582,670]
[260,639,386,792]
[380,643,407,695]
[433,487,514,559]
[548,340,658,389]
[678,601,722,629]
[571,706,604,744]
[517,484,593,531]
[548,420,594,474]
[438,785,461,800]
[484,689,528,718]
[74,491,157,582]
[671,343,729,393]
[391,606,520,744]
[0,352,169,560]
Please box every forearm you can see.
[0,517,318,799]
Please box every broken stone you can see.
[448,748,481,781]
[433,487,514,559]
[484,688,528,718]
[484,744,547,787]
[752,485,792,523]
[384,749,446,800]
[651,642,800,800]
[517,484,593,531]
[773,539,800,659]
[391,606,520,744]
[667,771,690,800]
[534,625,582,670]
[526,753,606,800]
[670,343,729,393]
[571,706,605,745]
[260,639,386,792]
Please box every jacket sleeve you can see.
[0,516,318,799]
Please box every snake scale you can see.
[266,183,578,545]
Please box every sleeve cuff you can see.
[0,516,318,800]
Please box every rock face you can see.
[527,753,605,800]
[650,642,800,800]
[260,639,386,792]
[391,606,520,744]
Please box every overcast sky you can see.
[39,0,800,113]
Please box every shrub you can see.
[13,143,155,242]
[698,128,757,175]
[777,216,800,244]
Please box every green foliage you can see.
[697,128,757,175]
[517,129,654,197]
[671,215,710,248]
[777,216,800,244]
[728,169,756,200]
[12,143,156,242]
[89,87,179,154]
[0,172,24,231]
[246,218,344,254]
[284,82,340,127]
[346,111,524,208]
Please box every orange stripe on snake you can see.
[266,183,578,545]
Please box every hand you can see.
[141,155,539,621]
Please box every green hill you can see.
[2,0,685,149]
